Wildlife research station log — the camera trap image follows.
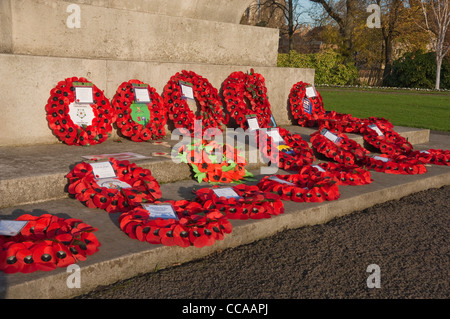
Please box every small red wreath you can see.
[66,158,162,213]
[310,129,369,167]
[408,149,450,166]
[0,214,100,274]
[112,80,166,142]
[45,77,116,146]
[257,127,315,171]
[297,162,372,186]
[257,173,340,203]
[163,70,226,135]
[363,154,427,175]
[195,184,284,220]
[223,69,272,130]
[118,200,232,248]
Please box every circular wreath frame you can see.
[0,214,100,274]
[223,69,272,130]
[66,158,162,213]
[195,184,284,220]
[119,200,232,248]
[45,77,116,146]
[163,70,226,135]
[112,80,166,142]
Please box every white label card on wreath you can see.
[266,129,285,144]
[247,117,260,132]
[0,220,28,237]
[213,188,242,199]
[134,87,151,104]
[96,177,132,190]
[68,103,96,127]
[372,155,390,162]
[368,124,384,136]
[90,161,117,179]
[312,165,326,172]
[268,176,296,186]
[321,129,342,144]
[142,204,179,220]
[305,86,317,98]
[180,81,195,100]
[74,86,94,104]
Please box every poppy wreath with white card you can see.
[45,77,116,146]
[223,69,272,130]
[363,154,427,175]
[163,70,226,135]
[194,185,285,220]
[310,129,369,167]
[66,158,162,213]
[0,214,100,274]
[112,79,166,142]
[257,127,315,171]
[118,200,232,248]
[257,173,340,203]
[288,81,325,127]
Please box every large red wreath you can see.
[112,80,166,142]
[223,69,272,130]
[163,70,226,135]
[66,158,162,213]
[119,200,232,248]
[257,173,340,203]
[289,81,325,127]
[195,184,284,220]
[257,127,315,171]
[0,214,100,274]
[45,77,116,146]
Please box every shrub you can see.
[277,49,359,85]
[385,50,450,90]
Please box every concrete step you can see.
[0,154,449,298]
[0,125,431,209]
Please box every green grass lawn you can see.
[316,87,450,132]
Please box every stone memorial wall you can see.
[0,0,314,146]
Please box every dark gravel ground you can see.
[77,186,449,302]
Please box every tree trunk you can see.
[435,55,442,90]
[288,0,294,52]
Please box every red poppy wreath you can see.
[66,158,162,213]
[195,184,285,220]
[0,214,100,274]
[112,80,167,142]
[223,69,273,130]
[163,70,226,135]
[257,127,315,171]
[119,200,232,248]
[297,162,372,186]
[45,77,116,146]
[257,173,340,203]
[289,81,325,127]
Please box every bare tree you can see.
[418,0,450,89]
[309,0,362,61]
[258,0,305,52]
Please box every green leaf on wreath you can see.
[196,172,206,183]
